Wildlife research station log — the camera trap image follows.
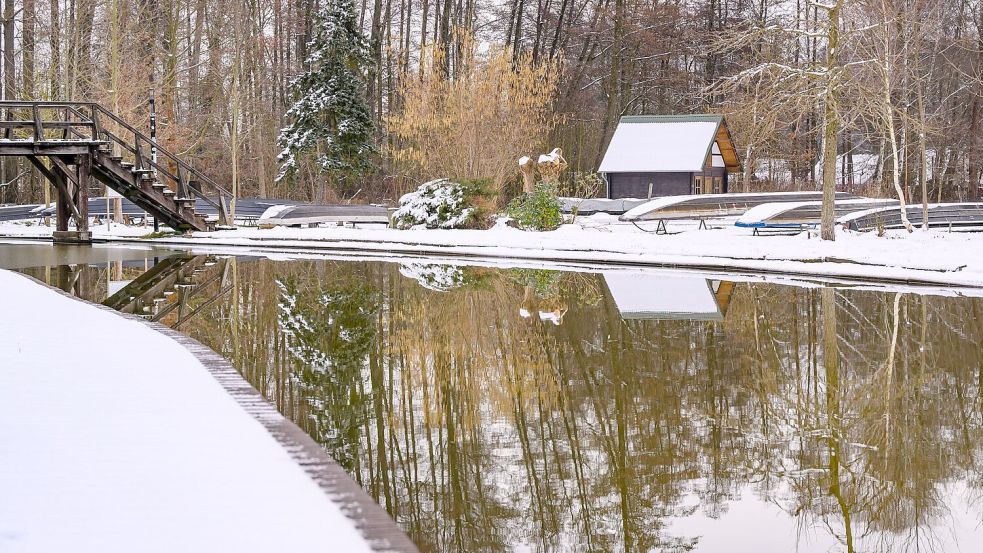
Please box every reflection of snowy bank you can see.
[0,270,408,552]
[5,212,983,289]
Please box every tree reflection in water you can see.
[35,257,982,552]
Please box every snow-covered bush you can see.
[506,183,563,231]
[392,178,482,229]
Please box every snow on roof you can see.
[598,115,723,173]
[603,272,723,320]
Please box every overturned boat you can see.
[735,198,898,230]
[258,204,391,227]
[839,203,983,232]
[559,197,649,216]
[620,191,859,222]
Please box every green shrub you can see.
[506,183,562,231]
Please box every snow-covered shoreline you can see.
[0,270,416,553]
[3,216,983,288]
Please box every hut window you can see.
[692,175,704,194]
[712,177,722,194]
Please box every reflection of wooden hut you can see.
[603,273,735,321]
[598,115,741,200]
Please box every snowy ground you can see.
[0,219,153,239]
[3,214,983,288]
[0,270,377,553]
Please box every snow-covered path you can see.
[0,270,408,553]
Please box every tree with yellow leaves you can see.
[387,35,560,202]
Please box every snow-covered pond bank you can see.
[4,215,983,288]
[0,269,416,553]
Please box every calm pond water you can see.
[3,241,983,553]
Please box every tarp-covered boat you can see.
[735,198,898,230]
[620,191,859,222]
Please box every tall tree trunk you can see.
[22,0,37,203]
[2,0,14,201]
[3,0,13,99]
[160,1,179,176]
[438,0,451,74]
[22,0,34,98]
[968,95,982,201]
[967,9,983,201]
[819,0,843,241]
[879,0,913,232]
[368,0,383,116]
[598,0,625,167]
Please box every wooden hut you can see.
[598,114,742,199]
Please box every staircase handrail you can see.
[87,104,234,199]
[0,100,233,224]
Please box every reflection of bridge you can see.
[0,101,231,242]
[103,255,232,328]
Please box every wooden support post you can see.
[55,174,70,232]
[76,154,91,234]
[135,136,144,170]
[90,107,102,141]
[44,155,91,243]
[176,165,187,198]
[218,195,230,226]
[4,104,12,140]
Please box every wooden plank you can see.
[0,144,94,156]
[0,120,95,129]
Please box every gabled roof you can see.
[598,114,741,173]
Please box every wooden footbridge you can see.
[0,101,231,242]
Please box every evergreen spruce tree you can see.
[276,0,374,197]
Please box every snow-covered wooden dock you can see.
[0,269,417,553]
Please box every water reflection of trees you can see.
[176,260,983,553]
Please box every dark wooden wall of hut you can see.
[606,172,692,199]
[605,168,729,199]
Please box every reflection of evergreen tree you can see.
[276,278,379,470]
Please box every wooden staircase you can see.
[0,101,232,238]
[103,254,231,327]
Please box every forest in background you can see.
[1,0,982,205]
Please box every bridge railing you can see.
[0,100,232,225]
